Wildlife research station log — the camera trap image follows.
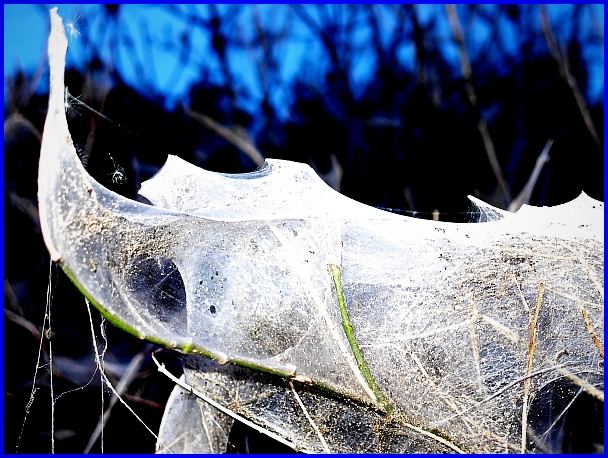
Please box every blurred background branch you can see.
[446,4,512,206]
[540,6,601,148]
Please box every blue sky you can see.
[4,4,604,118]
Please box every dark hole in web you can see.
[126,256,187,321]
[526,378,603,453]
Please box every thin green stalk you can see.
[328,264,393,412]
[61,261,377,408]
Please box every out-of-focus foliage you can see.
[5,4,603,453]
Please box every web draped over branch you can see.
[38,9,603,453]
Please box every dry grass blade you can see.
[84,346,151,452]
[151,352,299,452]
[556,368,604,402]
[288,381,330,452]
[83,298,165,452]
[401,422,465,454]
[521,280,545,453]
[577,302,604,358]
[8,191,41,227]
[185,107,265,166]
[4,112,42,142]
[4,279,22,314]
[5,308,43,341]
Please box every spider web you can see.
[39,9,603,453]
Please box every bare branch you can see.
[445,4,511,205]
[508,140,553,212]
[540,6,601,147]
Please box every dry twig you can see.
[445,4,511,205]
[508,140,553,212]
[540,7,601,147]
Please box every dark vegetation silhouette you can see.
[5,4,603,453]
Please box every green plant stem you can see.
[328,263,393,412]
[60,261,377,409]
